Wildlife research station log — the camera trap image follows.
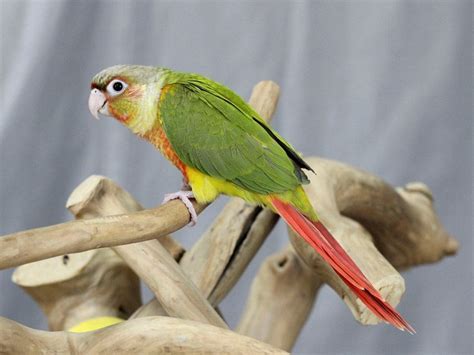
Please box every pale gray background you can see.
[0,0,472,354]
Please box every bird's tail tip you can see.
[271,198,416,334]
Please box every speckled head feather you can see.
[91,65,165,90]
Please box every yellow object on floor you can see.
[68,316,124,333]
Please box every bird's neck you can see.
[127,82,163,136]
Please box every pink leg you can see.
[162,190,198,226]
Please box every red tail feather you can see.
[271,198,415,334]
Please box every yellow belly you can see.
[185,166,269,205]
[185,166,317,219]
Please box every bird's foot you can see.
[162,190,198,226]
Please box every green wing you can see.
[158,73,311,195]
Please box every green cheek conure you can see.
[88,65,414,333]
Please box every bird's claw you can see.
[162,190,198,226]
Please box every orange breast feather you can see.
[143,125,188,180]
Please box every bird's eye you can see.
[106,79,128,96]
[113,81,123,91]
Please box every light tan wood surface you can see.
[0,316,288,354]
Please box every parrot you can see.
[88,65,414,333]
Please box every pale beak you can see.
[88,88,108,120]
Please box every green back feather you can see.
[158,72,311,195]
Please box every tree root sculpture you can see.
[0,81,458,353]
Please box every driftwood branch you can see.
[0,200,204,270]
[66,175,185,260]
[0,81,279,270]
[0,316,287,354]
[12,248,142,331]
[175,201,277,304]
[66,176,227,329]
[237,245,321,351]
[11,176,183,330]
[135,201,279,317]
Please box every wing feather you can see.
[158,76,310,195]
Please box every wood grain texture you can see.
[12,248,141,331]
[0,316,288,354]
[66,175,226,329]
[180,201,279,305]
[236,245,321,351]
[0,199,205,270]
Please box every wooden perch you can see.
[66,176,186,261]
[11,176,184,331]
[181,201,278,305]
[0,316,287,354]
[56,173,279,324]
[67,175,227,329]
[0,81,279,270]
[287,157,458,325]
[0,199,204,270]
[237,245,321,351]
[12,248,142,331]
[134,200,279,318]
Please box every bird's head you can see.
[88,65,164,131]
